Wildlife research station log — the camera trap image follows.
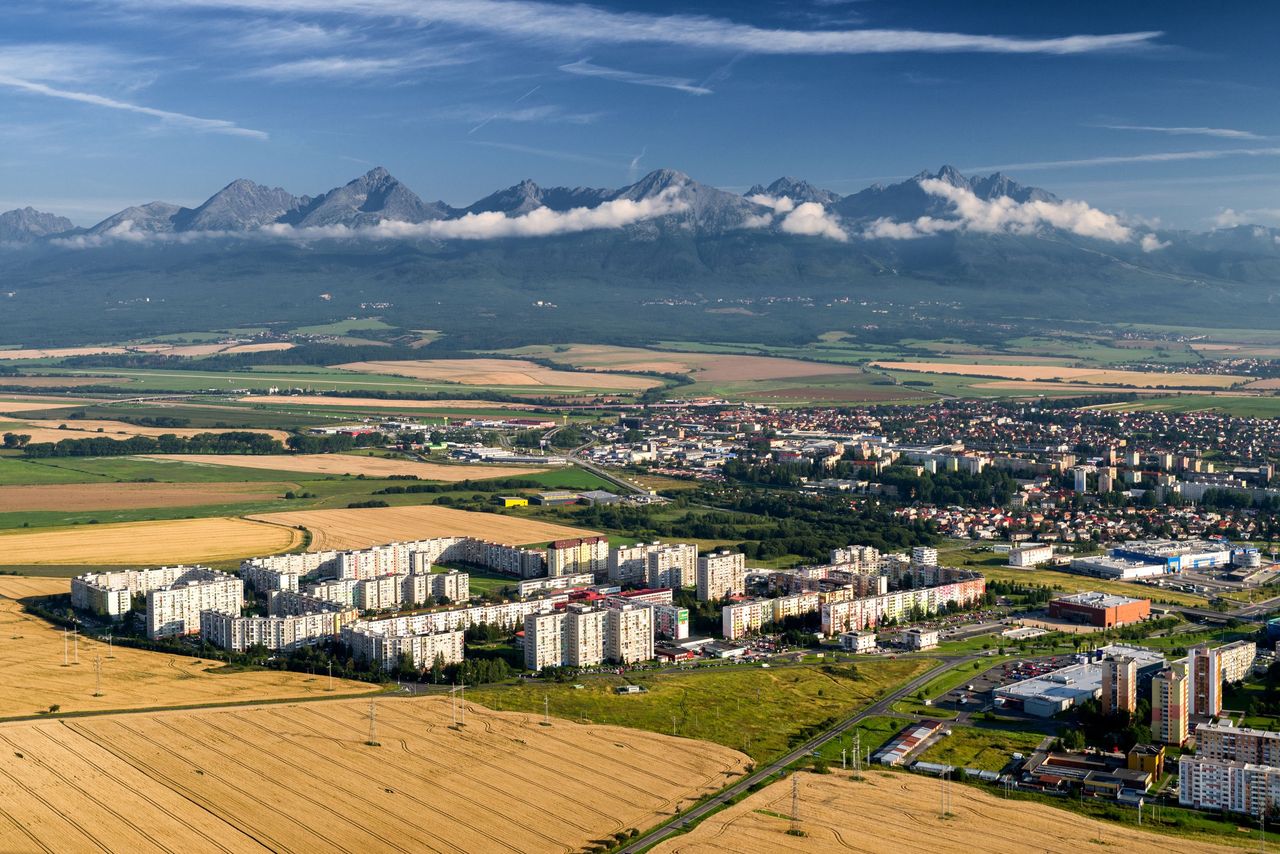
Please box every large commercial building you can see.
[1112,539,1234,573]
[1152,665,1189,745]
[1047,592,1150,628]
[995,645,1165,718]
[696,551,746,602]
[547,536,609,578]
[647,544,698,589]
[140,568,243,639]
[1101,654,1137,715]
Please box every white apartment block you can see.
[200,608,357,653]
[72,566,205,619]
[565,607,607,667]
[1179,755,1280,818]
[839,631,877,653]
[820,576,987,636]
[1195,720,1280,767]
[239,562,301,594]
[518,573,594,597]
[524,612,567,671]
[1008,543,1054,567]
[363,597,565,641]
[146,568,244,639]
[830,545,881,568]
[609,542,663,585]
[1218,640,1258,685]
[547,536,609,578]
[911,546,939,567]
[606,605,653,664]
[722,599,770,641]
[647,543,698,589]
[696,551,746,602]
[343,624,465,671]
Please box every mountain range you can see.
[0,164,1115,241]
[2,163,1279,348]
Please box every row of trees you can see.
[22,431,283,458]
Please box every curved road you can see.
[619,654,977,853]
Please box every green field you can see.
[0,456,308,485]
[292,317,396,336]
[1088,394,1280,418]
[468,658,935,762]
[916,724,1049,771]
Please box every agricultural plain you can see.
[511,343,865,383]
[0,696,746,853]
[0,396,100,414]
[336,358,664,391]
[652,771,1240,854]
[254,504,598,550]
[141,452,546,481]
[0,575,70,598]
[0,598,374,718]
[0,517,302,565]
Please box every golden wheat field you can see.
[239,394,541,410]
[0,517,302,565]
[335,358,664,390]
[0,396,99,414]
[0,482,291,513]
[652,771,1241,854]
[0,575,70,598]
[0,599,374,718]
[0,696,747,853]
[254,504,598,551]
[143,452,547,480]
[7,419,291,444]
[871,360,1245,389]
[513,344,863,383]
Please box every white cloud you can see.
[223,21,358,53]
[0,74,267,139]
[742,194,847,240]
[56,190,690,247]
[436,103,601,127]
[1214,208,1280,228]
[1098,124,1262,140]
[864,178,1132,243]
[559,59,712,95]
[246,51,467,81]
[1140,233,1170,252]
[118,1,1164,56]
[966,147,1280,173]
[779,202,846,241]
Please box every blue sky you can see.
[0,0,1277,228]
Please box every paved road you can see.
[618,654,977,853]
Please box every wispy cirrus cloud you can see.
[559,59,712,96]
[0,43,267,139]
[111,0,1165,56]
[1098,124,1263,140]
[436,103,601,129]
[965,147,1280,172]
[0,74,267,139]
[246,50,469,81]
[222,21,360,53]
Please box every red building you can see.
[1048,592,1150,627]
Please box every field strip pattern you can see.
[0,517,302,565]
[253,504,600,551]
[0,697,746,853]
[137,453,547,481]
[650,771,1239,854]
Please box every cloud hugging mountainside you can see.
[0,164,1183,252]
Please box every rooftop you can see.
[1054,591,1148,609]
